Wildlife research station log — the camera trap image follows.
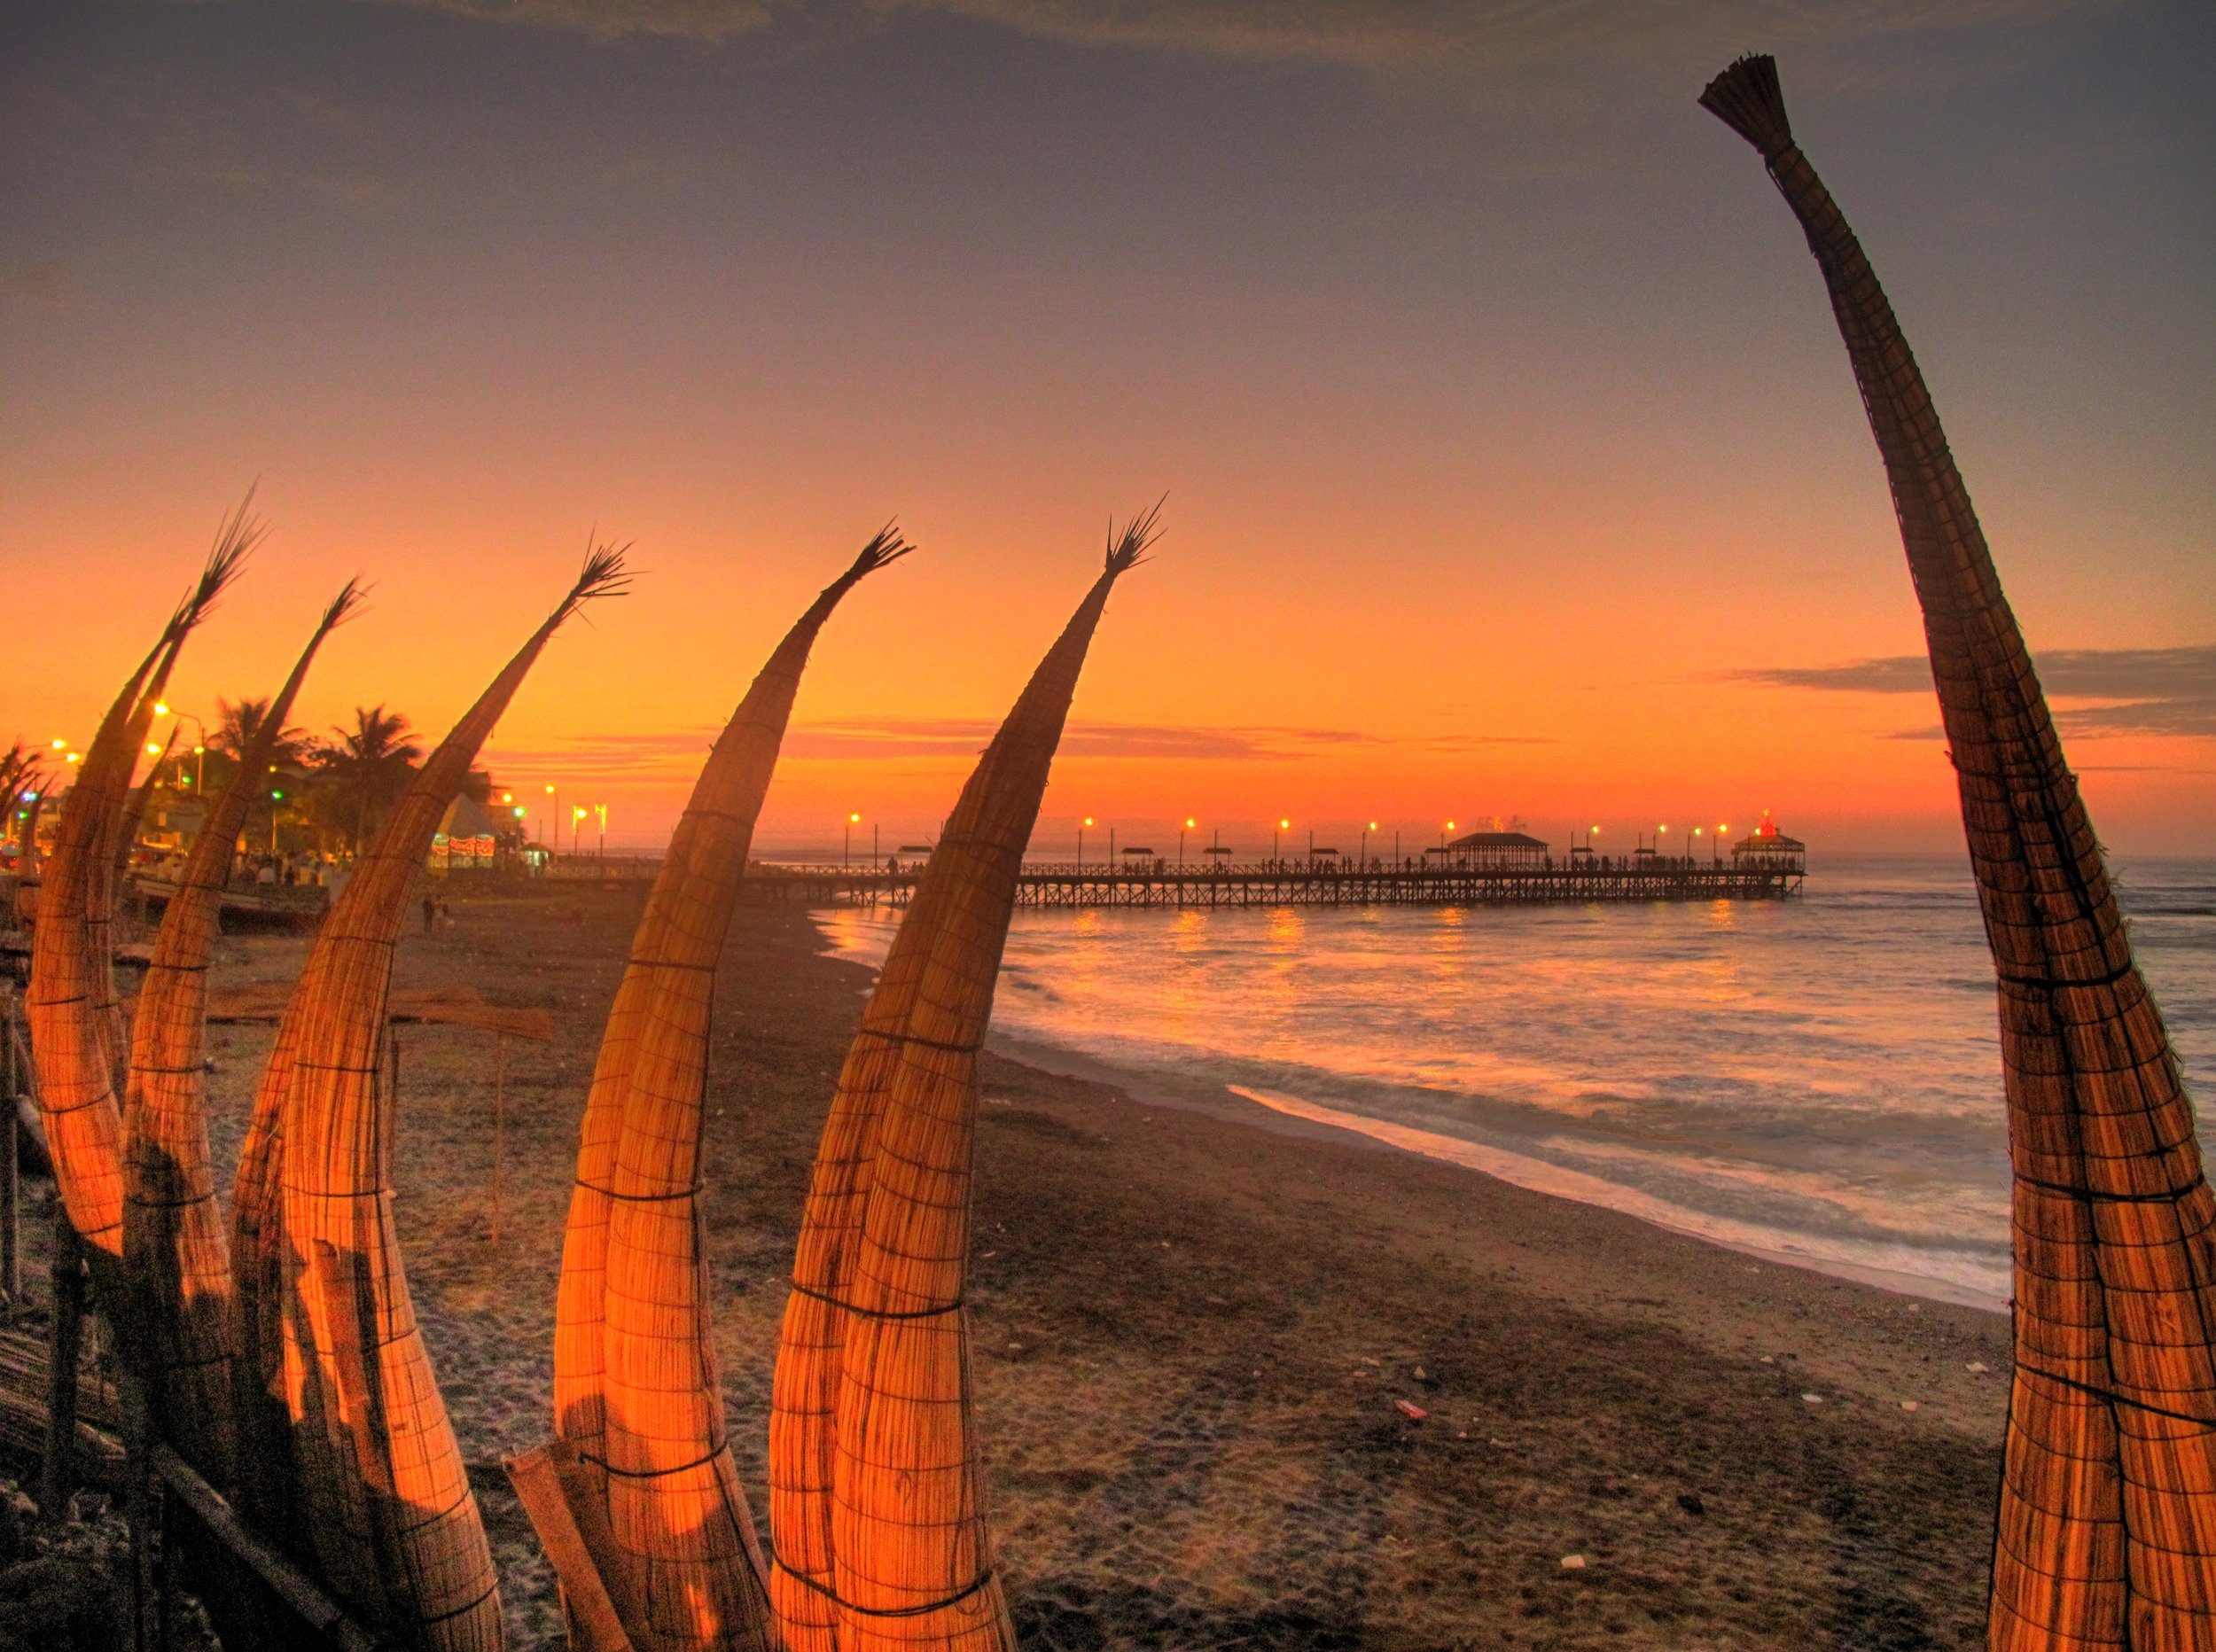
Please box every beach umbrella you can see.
[769,510,1155,1650]
[269,544,628,1650]
[26,520,251,1296]
[122,580,362,1500]
[1702,55,2216,1651]
[551,530,910,1651]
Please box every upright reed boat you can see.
[1703,54,2216,1652]
[548,530,910,1652]
[770,511,1155,1651]
[122,581,362,1499]
[262,546,627,1652]
[27,520,251,1302]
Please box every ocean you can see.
[815,854,2216,1310]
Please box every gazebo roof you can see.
[1447,831,1549,850]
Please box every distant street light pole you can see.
[153,705,208,798]
[596,803,607,863]
[1275,818,1288,862]
[544,783,558,853]
[1180,818,1194,869]
[1079,816,1092,868]
[845,812,861,869]
[1363,821,1377,869]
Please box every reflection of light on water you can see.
[809,857,2216,1305]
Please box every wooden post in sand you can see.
[42,1215,84,1522]
[489,1032,507,1245]
[2,996,20,1313]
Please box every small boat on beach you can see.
[133,873,328,930]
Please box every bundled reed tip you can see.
[558,538,635,620]
[319,575,371,635]
[173,487,267,637]
[1105,496,1166,574]
[1697,53,1792,156]
[848,521,917,580]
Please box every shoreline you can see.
[988,1030,2011,1316]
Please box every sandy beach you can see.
[132,881,2017,1649]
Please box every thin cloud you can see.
[1,260,81,312]
[491,717,1385,770]
[351,0,2114,64]
[360,0,777,38]
[1412,732,1557,750]
[1726,644,2216,740]
[886,0,2109,71]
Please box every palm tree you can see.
[207,697,314,858]
[210,697,311,768]
[317,704,424,853]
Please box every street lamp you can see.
[595,803,607,861]
[152,705,208,795]
[572,805,588,856]
[845,812,860,868]
[1079,816,1093,867]
[1180,817,1195,869]
[1363,820,1377,868]
[1275,818,1289,861]
[544,783,558,852]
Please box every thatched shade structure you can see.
[27,527,249,1290]
[770,512,1154,1650]
[122,582,361,1500]
[1702,55,2216,1652]
[551,531,909,1652]
[269,547,628,1651]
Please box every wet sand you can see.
[183,882,2009,1650]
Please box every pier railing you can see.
[744,857,1804,908]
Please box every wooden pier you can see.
[745,858,1804,909]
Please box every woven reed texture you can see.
[27,518,248,1297]
[270,548,627,1652]
[27,526,241,1292]
[770,520,1151,1651]
[231,1000,307,1533]
[91,648,186,1108]
[1703,55,2216,1652]
[122,584,358,1503]
[553,534,906,1652]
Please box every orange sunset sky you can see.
[4,2,2211,856]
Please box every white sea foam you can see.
[815,853,2216,1311]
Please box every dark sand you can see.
[177,882,2010,1650]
